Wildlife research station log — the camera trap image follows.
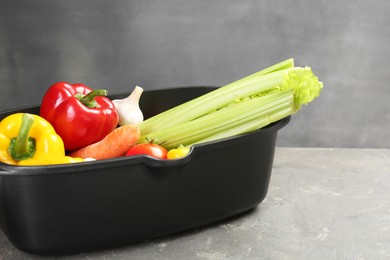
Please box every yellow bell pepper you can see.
[0,113,84,166]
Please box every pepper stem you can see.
[9,113,36,161]
[78,89,108,108]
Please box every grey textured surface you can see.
[1,147,389,259]
[0,1,389,148]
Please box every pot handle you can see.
[141,148,193,178]
[143,147,193,169]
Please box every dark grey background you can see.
[1,0,389,148]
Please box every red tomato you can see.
[126,143,168,159]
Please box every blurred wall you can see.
[1,0,389,148]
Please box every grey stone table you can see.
[1,148,389,260]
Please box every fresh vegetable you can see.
[39,82,119,151]
[69,124,140,160]
[112,85,144,126]
[138,59,323,150]
[167,145,191,159]
[0,113,84,165]
[126,142,168,159]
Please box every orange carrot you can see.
[69,124,140,160]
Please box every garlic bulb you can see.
[112,85,144,126]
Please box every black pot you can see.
[0,86,290,255]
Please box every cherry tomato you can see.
[126,143,168,159]
[167,146,191,159]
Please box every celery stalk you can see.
[141,90,294,149]
[138,59,323,149]
[139,59,294,135]
[192,106,294,146]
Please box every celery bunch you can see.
[138,59,323,149]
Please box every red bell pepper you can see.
[39,82,119,151]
